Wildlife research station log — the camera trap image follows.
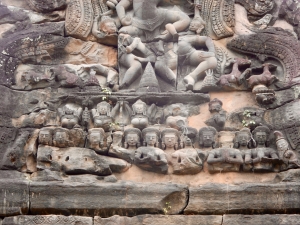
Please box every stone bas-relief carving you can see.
[108,128,141,163]
[3,0,300,221]
[249,126,280,172]
[171,137,206,175]
[135,128,168,174]
[205,98,227,131]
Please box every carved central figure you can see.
[116,0,190,42]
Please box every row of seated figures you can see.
[37,123,300,175]
[57,99,190,132]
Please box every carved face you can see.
[254,131,267,145]
[163,134,177,148]
[133,103,145,114]
[126,133,139,146]
[101,21,117,34]
[237,133,250,146]
[98,105,108,115]
[61,115,79,129]
[39,130,51,145]
[89,132,101,145]
[209,102,222,113]
[53,131,68,147]
[201,132,214,147]
[145,132,157,146]
[172,107,181,116]
[189,21,204,33]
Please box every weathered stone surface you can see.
[94,215,222,225]
[274,169,300,183]
[30,178,188,217]
[223,214,300,225]
[2,215,92,225]
[185,182,300,214]
[37,146,130,175]
[0,171,29,216]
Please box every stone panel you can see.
[30,178,188,217]
[2,215,92,225]
[223,214,300,225]
[0,171,29,216]
[185,183,300,214]
[94,215,222,225]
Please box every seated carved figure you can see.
[246,126,280,172]
[165,104,188,130]
[171,137,205,175]
[205,98,227,131]
[161,128,180,156]
[109,128,141,163]
[234,128,253,171]
[131,99,149,129]
[87,128,106,154]
[58,104,83,129]
[199,126,218,150]
[38,128,53,146]
[134,127,168,174]
[92,101,113,131]
[116,0,190,42]
[207,147,243,173]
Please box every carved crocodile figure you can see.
[227,28,300,88]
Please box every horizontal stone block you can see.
[30,176,188,217]
[0,171,29,217]
[223,214,300,225]
[94,215,222,225]
[185,182,300,214]
[2,215,92,225]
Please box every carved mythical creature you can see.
[217,58,252,87]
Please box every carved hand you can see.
[121,15,132,26]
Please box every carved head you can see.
[208,98,223,113]
[252,125,270,147]
[199,126,217,148]
[53,128,69,148]
[234,128,252,148]
[99,16,117,35]
[88,128,105,148]
[161,128,180,150]
[96,101,111,116]
[124,128,141,149]
[189,17,205,34]
[38,128,53,145]
[132,99,147,116]
[142,127,160,147]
